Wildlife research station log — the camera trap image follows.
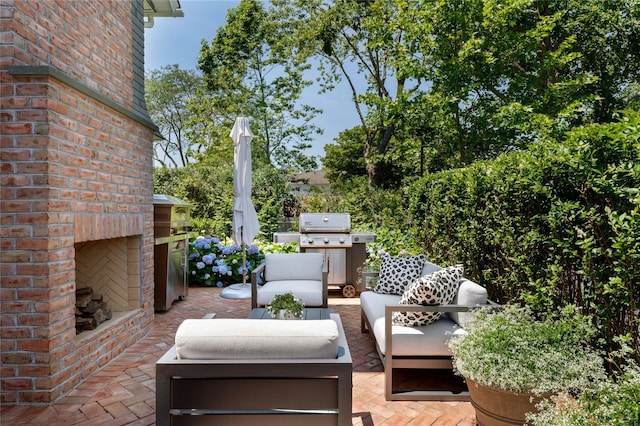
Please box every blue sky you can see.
[143,0,360,161]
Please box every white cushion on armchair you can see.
[256,253,325,307]
[264,253,324,281]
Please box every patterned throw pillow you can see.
[373,254,427,295]
[392,264,464,326]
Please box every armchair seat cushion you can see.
[256,280,324,307]
[175,318,340,360]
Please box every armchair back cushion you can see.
[265,253,324,281]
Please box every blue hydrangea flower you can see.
[247,245,259,255]
[202,254,215,265]
[216,281,223,287]
[196,262,205,270]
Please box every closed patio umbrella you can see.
[226,117,259,296]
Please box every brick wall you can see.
[1,0,156,404]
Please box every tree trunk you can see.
[364,124,395,188]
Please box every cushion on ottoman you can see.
[175,318,339,360]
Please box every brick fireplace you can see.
[1,1,158,404]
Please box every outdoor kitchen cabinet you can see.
[153,194,192,311]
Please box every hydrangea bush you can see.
[188,235,264,287]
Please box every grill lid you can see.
[299,213,351,233]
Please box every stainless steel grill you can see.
[299,213,352,248]
[274,213,375,297]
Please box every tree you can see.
[145,65,205,167]
[272,0,640,187]
[198,0,321,170]
[271,0,429,187]
[398,0,640,157]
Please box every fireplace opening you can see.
[74,236,142,337]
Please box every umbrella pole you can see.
[241,226,248,287]
[242,244,247,287]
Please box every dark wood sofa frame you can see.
[156,313,352,426]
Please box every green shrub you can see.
[529,342,640,425]
[410,110,640,360]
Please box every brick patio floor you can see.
[0,286,475,425]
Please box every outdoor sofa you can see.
[360,258,496,401]
[156,314,352,426]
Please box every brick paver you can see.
[0,286,475,425]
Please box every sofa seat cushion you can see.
[175,318,339,360]
[256,280,324,307]
[361,291,464,357]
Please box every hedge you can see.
[409,110,640,360]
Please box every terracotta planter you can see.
[466,378,550,426]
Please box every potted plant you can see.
[448,304,606,426]
[266,292,305,320]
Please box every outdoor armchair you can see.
[251,252,329,309]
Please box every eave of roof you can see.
[143,0,184,28]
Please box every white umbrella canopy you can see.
[230,117,259,288]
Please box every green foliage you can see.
[198,0,321,170]
[251,166,291,239]
[154,162,235,236]
[266,292,305,319]
[398,0,640,161]
[154,161,292,244]
[529,341,640,425]
[449,304,606,394]
[410,110,640,360]
[145,65,205,168]
[293,0,640,187]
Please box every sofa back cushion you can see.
[265,253,324,281]
[175,318,339,359]
[450,279,488,326]
[421,261,441,276]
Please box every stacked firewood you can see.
[75,287,112,334]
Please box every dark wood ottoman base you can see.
[156,314,352,426]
